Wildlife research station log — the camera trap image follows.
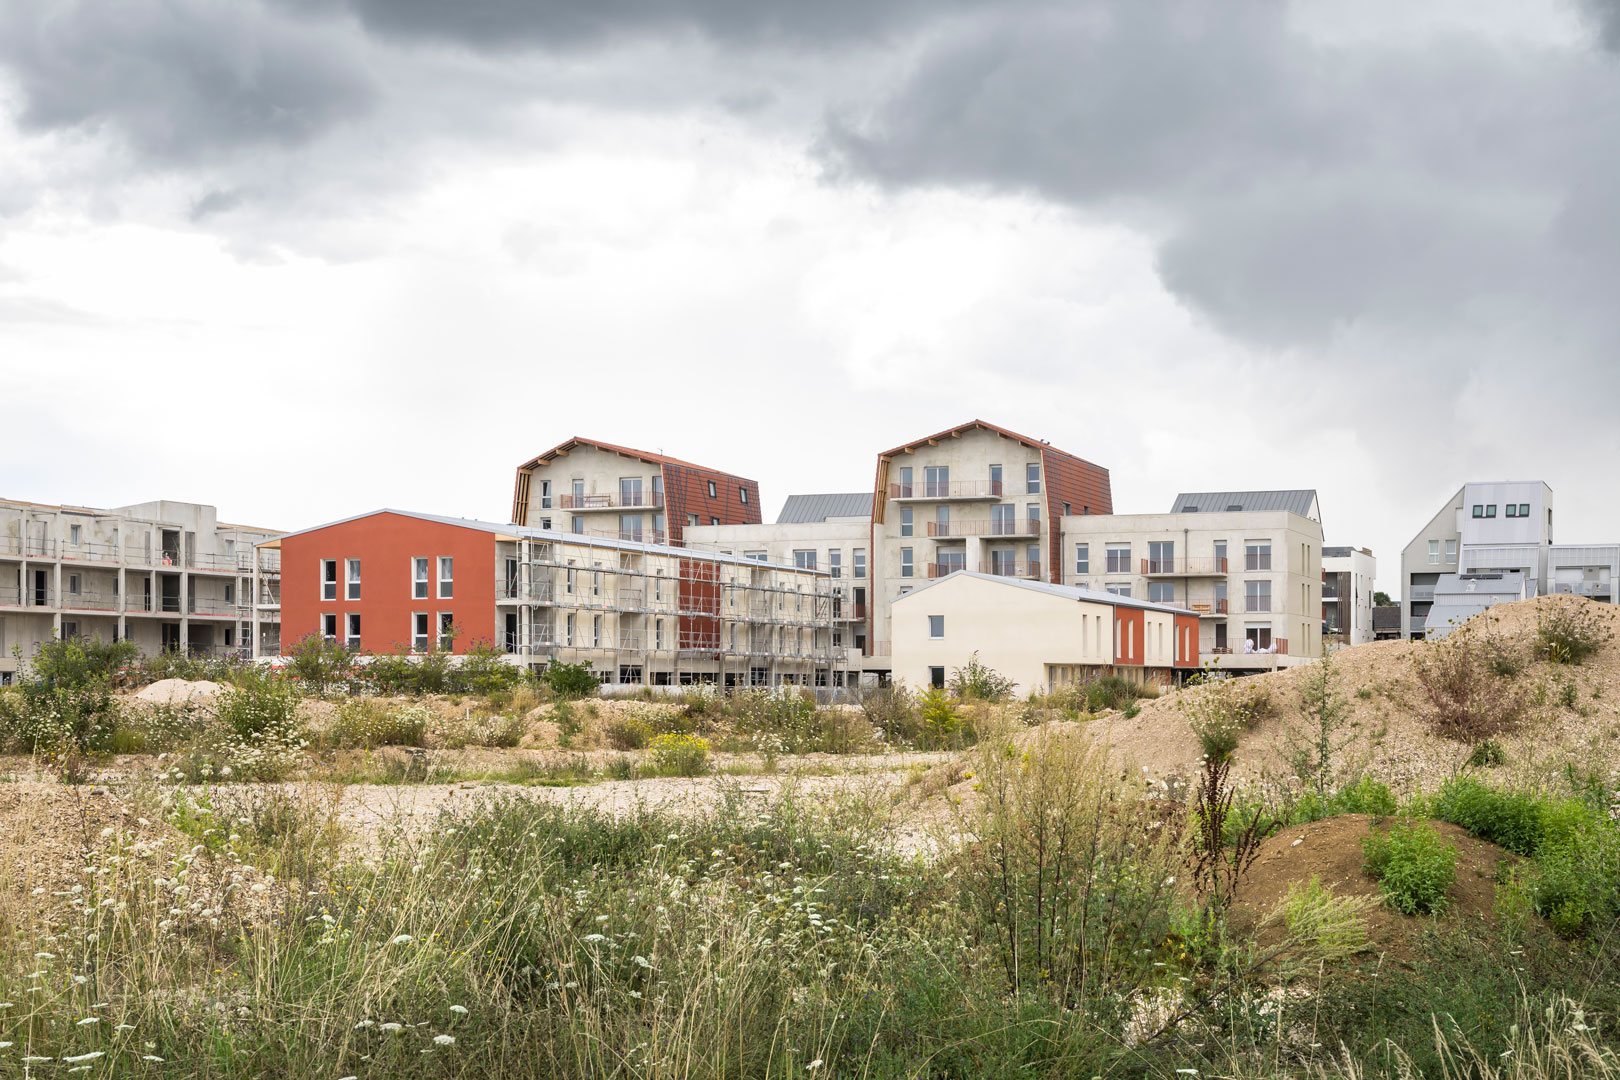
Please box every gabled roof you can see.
[877,419,1089,463]
[516,437,755,481]
[890,570,1192,615]
[776,493,872,524]
[1170,490,1319,520]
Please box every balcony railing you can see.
[927,518,1039,538]
[1553,582,1612,598]
[1211,637,1290,656]
[559,492,665,510]
[1409,586,1435,602]
[60,592,119,612]
[1142,557,1229,576]
[889,481,1003,500]
[1243,596,1273,613]
[926,562,968,579]
[980,559,1042,579]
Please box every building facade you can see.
[0,498,281,680]
[890,571,1199,694]
[868,420,1113,674]
[1059,491,1325,669]
[270,509,839,688]
[509,437,761,547]
[1322,545,1377,646]
[684,493,873,685]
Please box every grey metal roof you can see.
[1170,490,1319,519]
[775,492,873,524]
[891,571,1192,616]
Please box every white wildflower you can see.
[391,934,413,945]
[63,1051,105,1063]
[380,1023,404,1033]
[449,1005,468,1015]
[433,1034,456,1046]
[76,1017,100,1026]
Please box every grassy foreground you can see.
[3,728,1619,1079]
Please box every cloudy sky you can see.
[4,0,1619,593]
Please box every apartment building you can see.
[868,420,1113,673]
[269,509,838,688]
[1322,545,1377,645]
[891,571,1200,694]
[1060,491,1325,669]
[1401,482,1616,638]
[685,493,873,685]
[509,437,761,547]
[0,498,281,680]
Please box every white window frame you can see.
[438,556,454,599]
[413,557,429,599]
[347,558,361,601]
[1075,543,1089,574]
[413,612,429,652]
[321,559,338,601]
[928,615,944,639]
[900,547,914,578]
[1026,462,1041,494]
[346,612,361,650]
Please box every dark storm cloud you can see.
[1584,0,1620,50]
[0,0,376,164]
[822,0,1620,357]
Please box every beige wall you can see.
[524,446,669,537]
[891,573,1115,696]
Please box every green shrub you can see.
[858,680,920,743]
[543,661,599,701]
[0,636,133,752]
[948,652,1016,702]
[1179,676,1273,761]
[1362,821,1457,915]
[1432,777,1541,855]
[647,733,710,776]
[916,687,962,748]
[604,714,651,750]
[1466,739,1508,768]
[456,641,525,696]
[362,647,452,696]
[331,700,429,749]
[285,632,355,695]
[1534,600,1612,665]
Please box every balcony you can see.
[559,492,665,510]
[577,528,670,546]
[1321,585,1341,600]
[1554,582,1613,598]
[1410,616,1427,634]
[980,559,1042,580]
[926,562,968,579]
[1210,637,1291,657]
[1409,586,1435,602]
[889,481,1003,501]
[1242,598,1274,613]
[60,592,119,612]
[927,518,1039,538]
[1142,557,1230,576]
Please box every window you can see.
[854,548,867,578]
[687,513,699,527]
[347,558,361,600]
[540,479,552,510]
[565,613,576,647]
[224,628,235,648]
[744,551,767,562]
[655,619,665,650]
[439,612,455,650]
[897,466,913,497]
[1245,625,1273,651]
[620,476,642,507]
[1027,504,1041,530]
[989,464,1003,495]
[739,486,748,505]
[593,615,602,647]
[1026,462,1041,494]
[1214,540,1227,569]
[794,550,817,570]
[707,480,718,499]
[1106,584,1132,597]
[928,615,944,639]
[571,478,585,504]
[224,583,234,604]
[346,613,361,650]
[901,506,913,537]
[540,517,552,530]
[68,573,80,595]
[571,516,585,534]
[1445,539,1457,562]
[929,666,945,689]
[829,550,842,578]
[1245,580,1272,612]
[936,505,950,533]
[1062,502,1071,516]
[70,524,81,546]
[710,517,719,526]
[413,613,429,651]
[1245,542,1272,571]
[414,557,429,599]
[925,466,949,498]
[1106,544,1131,574]
[1429,540,1440,565]
[1506,503,1519,518]
[1473,505,1484,518]
[1075,543,1090,574]
[1521,503,1530,517]
[901,547,914,578]
[991,504,1016,535]
[619,514,642,541]
[438,556,454,599]
[322,613,337,639]
[321,559,338,601]
[1148,540,1174,574]
[990,548,1015,575]
[1148,582,1174,603]
[1485,504,1497,518]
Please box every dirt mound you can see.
[1232,814,1517,964]
[1087,595,1620,793]
[133,678,222,706]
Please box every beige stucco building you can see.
[1060,490,1325,670]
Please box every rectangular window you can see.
[687,513,699,527]
[438,556,454,599]
[413,613,429,651]
[321,559,338,601]
[1026,462,1041,494]
[901,506,913,537]
[1245,579,1272,612]
[572,516,585,534]
[1106,544,1131,574]
[1445,539,1457,561]
[989,464,1003,495]
[1485,504,1497,518]
[935,504,950,533]
[572,478,585,503]
[897,466,913,497]
[854,547,867,578]
[540,479,552,509]
[655,618,665,650]
[1245,542,1272,571]
[928,614,944,639]
[1027,504,1041,530]
[322,612,338,639]
[829,550,842,578]
[901,547,914,578]
[619,514,642,542]
[991,504,1015,535]
[347,558,361,600]
[925,465,949,497]
[707,480,718,498]
[1473,505,1484,518]
[1520,503,1530,516]
[593,615,602,647]
[540,517,552,530]
[794,550,817,570]
[1429,540,1440,564]
[224,583,234,604]
[1106,584,1132,597]
[710,517,719,526]
[1506,503,1519,518]
[739,486,748,505]
[1214,540,1227,569]
[565,613,576,647]
[929,666,945,689]
[414,557,429,599]
[1148,540,1175,574]
[1148,581,1174,603]
[67,573,80,595]
[619,476,642,507]
[346,613,361,650]
[70,524,81,546]
[439,612,455,650]
[1075,543,1089,574]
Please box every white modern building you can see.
[1060,491,1325,669]
[1400,482,1616,638]
[0,498,282,681]
[1322,545,1377,646]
